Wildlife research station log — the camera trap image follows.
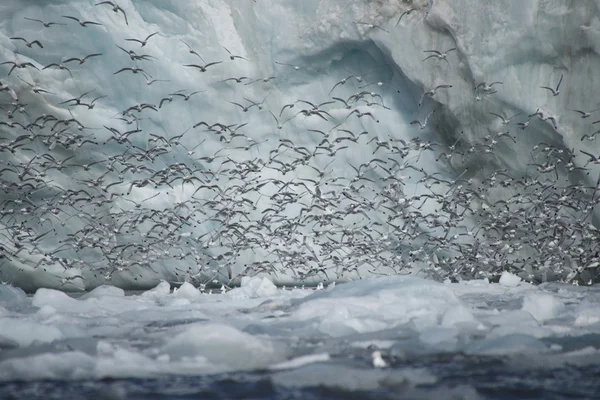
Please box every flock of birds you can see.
[1,1,600,290]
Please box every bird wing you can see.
[84,53,102,60]
[204,61,222,68]
[62,15,80,22]
[556,74,563,91]
[145,32,159,41]
[489,112,506,122]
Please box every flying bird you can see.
[540,74,563,96]
[396,8,416,26]
[24,17,65,27]
[95,1,129,25]
[62,15,103,27]
[63,53,103,64]
[219,44,249,61]
[419,84,452,106]
[9,37,43,48]
[125,32,159,47]
[183,62,222,72]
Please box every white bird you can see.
[371,351,388,368]
[396,8,416,27]
[10,37,43,48]
[410,109,435,130]
[419,85,452,106]
[489,111,522,125]
[95,1,128,25]
[125,32,159,47]
[573,109,598,119]
[540,74,563,96]
[422,47,457,65]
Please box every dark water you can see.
[1,354,598,400]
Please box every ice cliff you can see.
[0,0,599,291]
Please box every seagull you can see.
[422,48,457,65]
[24,17,65,27]
[410,109,435,130]
[179,39,204,61]
[0,61,39,75]
[269,111,294,129]
[476,81,503,91]
[63,53,103,64]
[573,109,598,119]
[489,111,522,125]
[540,74,563,96]
[355,21,389,33]
[62,15,103,27]
[219,44,249,61]
[419,84,452,106]
[183,62,222,72]
[580,150,600,166]
[228,101,257,113]
[114,67,151,79]
[145,79,169,86]
[245,76,277,85]
[220,76,250,84]
[170,89,205,101]
[328,75,356,95]
[396,8,416,26]
[125,32,159,47]
[9,37,43,48]
[580,131,600,141]
[95,1,128,25]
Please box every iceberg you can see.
[0,0,599,290]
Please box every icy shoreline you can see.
[0,274,598,397]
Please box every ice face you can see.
[0,0,599,290]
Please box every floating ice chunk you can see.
[0,319,63,347]
[80,285,125,300]
[141,280,171,299]
[522,293,565,322]
[0,351,95,382]
[499,271,521,287]
[269,352,330,371]
[573,299,600,327]
[32,288,91,314]
[466,333,548,355]
[0,284,29,310]
[441,305,482,329]
[419,326,459,346]
[173,282,201,301]
[290,276,463,336]
[161,323,284,371]
[227,276,278,299]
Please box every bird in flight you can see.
[125,32,159,47]
[95,1,129,25]
[24,17,65,27]
[540,74,563,96]
[183,62,222,72]
[62,15,103,27]
[10,37,44,48]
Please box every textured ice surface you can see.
[0,276,599,398]
[1,0,600,290]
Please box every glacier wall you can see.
[1,0,600,291]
